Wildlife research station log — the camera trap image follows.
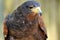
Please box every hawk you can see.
[3,1,47,40]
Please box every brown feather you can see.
[38,15,47,38]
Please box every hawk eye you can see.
[29,6,33,9]
[26,5,34,9]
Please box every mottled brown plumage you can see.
[3,1,47,40]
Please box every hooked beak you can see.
[31,7,42,14]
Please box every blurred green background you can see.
[0,0,60,40]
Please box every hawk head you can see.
[17,1,42,16]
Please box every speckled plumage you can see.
[3,1,47,40]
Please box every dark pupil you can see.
[29,6,33,9]
[26,6,33,9]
